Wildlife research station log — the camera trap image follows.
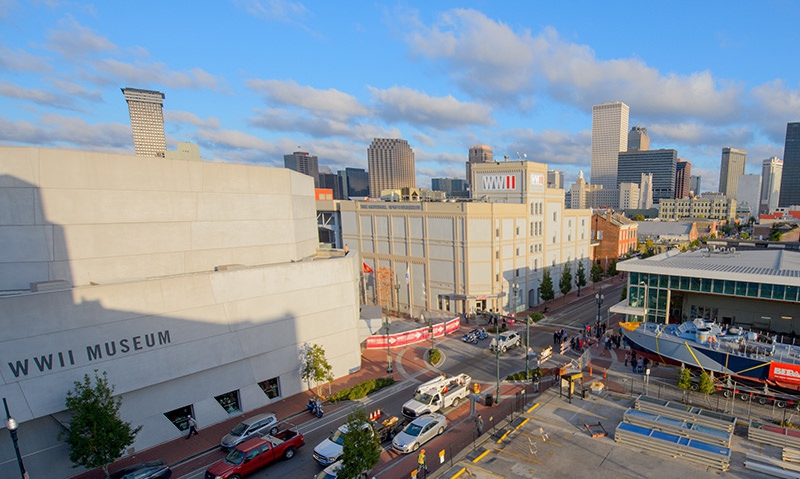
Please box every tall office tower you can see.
[689,175,701,196]
[617,149,677,204]
[591,101,630,189]
[760,157,783,215]
[547,170,565,189]
[718,147,747,198]
[466,144,493,189]
[284,151,320,187]
[627,126,650,151]
[779,122,800,207]
[338,167,369,199]
[368,138,415,198]
[121,87,167,157]
[639,173,654,209]
[736,174,762,219]
[318,170,342,199]
[674,159,691,199]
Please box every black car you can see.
[106,460,172,479]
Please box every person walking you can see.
[475,414,484,436]
[417,448,428,478]
[186,415,198,439]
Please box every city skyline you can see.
[2,1,800,192]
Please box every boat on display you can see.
[620,318,800,393]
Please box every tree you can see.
[61,370,141,476]
[338,407,381,479]
[590,261,603,283]
[559,263,573,297]
[575,260,587,294]
[540,268,555,302]
[301,343,334,397]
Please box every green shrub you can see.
[428,348,441,365]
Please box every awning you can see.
[609,298,646,316]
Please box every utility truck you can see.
[401,373,471,418]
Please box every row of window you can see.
[631,272,800,303]
[162,377,281,432]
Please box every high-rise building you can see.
[736,174,761,220]
[338,167,370,199]
[718,147,747,199]
[779,123,800,207]
[284,151,320,187]
[617,149,677,204]
[121,87,166,157]
[368,138,415,198]
[591,102,629,190]
[760,157,783,215]
[466,145,493,190]
[547,170,565,189]
[675,159,691,199]
[627,126,650,152]
[689,175,701,196]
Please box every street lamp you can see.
[639,281,649,321]
[3,398,28,479]
[384,315,393,374]
[595,289,605,332]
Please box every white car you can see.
[391,413,447,453]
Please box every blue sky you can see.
[2,1,800,193]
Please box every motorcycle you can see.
[307,398,324,418]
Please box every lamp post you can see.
[595,289,605,332]
[384,315,393,374]
[3,398,28,479]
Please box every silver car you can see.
[391,413,447,453]
[220,412,278,450]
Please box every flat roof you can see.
[618,248,800,286]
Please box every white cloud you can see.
[370,86,493,129]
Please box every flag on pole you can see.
[362,262,373,274]
[405,265,410,284]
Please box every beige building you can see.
[0,147,361,478]
[341,160,591,317]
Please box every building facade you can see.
[120,88,167,158]
[760,157,783,215]
[617,149,677,204]
[0,147,362,479]
[779,123,800,208]
[284,151,320,187]
[675,159,691,199]
[368,138,415,198]
[658,195,737,221]
[341,160,591,318]
[591,102,629,191]
[719,147,747,199]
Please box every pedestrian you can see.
[417,448,428,478]
[475,414,484,436]
[186,415,198,439]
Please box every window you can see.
[164,405,194,432]
[215,390,241,414]
[259,377,281,399]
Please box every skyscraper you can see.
[121,87,166,157]
[718,147,747,199]
[284,151,320,187]
[779,122,800,207]
[627,126,650,152]
[368,138,415,198]
[591,102,630,189]
[466,144,493,189]
[617,149,677,204]
[675,159,691,199]
[760,157,783,215]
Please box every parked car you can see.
[313,460,370,479]
[106,460,172,479]
[391,413,447,453]
[220,412,279,450]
